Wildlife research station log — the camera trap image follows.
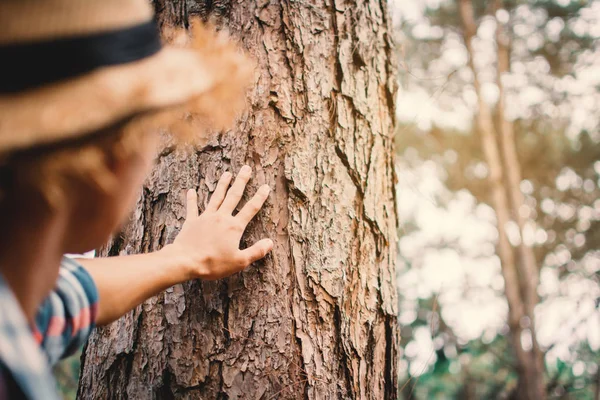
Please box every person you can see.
[0,1,273,399]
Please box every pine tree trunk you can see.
[457,0,545,399]
[78,0,399,399]
[494,2,545,396]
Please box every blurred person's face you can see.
[64,131,160,254]
[0,128,161,320]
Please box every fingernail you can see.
[241,165,252,174]
[259,185,271,195]
[223,172,232,179]
[187,189,195,196]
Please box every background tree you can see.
[78,0,400,398]
[392,0,599,398]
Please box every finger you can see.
[206,171,233,212]
[186,189,199,220]
[236,185,271,226]
[239,238,274,267]
[220,165,252,214]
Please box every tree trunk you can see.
[494,1,545,396]
[78,0,399,399]
[457,0,545,399]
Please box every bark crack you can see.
[222,280,231,346]
[334,144,363,196]
[384,316,396,400]
[104,309,144,399]
[334,305,353,398]
[292,317,310,400]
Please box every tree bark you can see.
[78,0,399,399]
[457,0,545,399]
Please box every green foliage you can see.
[53,351,81,400]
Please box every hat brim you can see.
[0,32,253,153]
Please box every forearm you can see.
[77,245,192,326]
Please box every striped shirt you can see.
[0,257,98,400]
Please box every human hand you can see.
[163,165,273,280]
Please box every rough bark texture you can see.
[79,0,399,399]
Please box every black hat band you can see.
[0,20,162,94]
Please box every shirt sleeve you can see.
[33,257,99,366]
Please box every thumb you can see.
[240,238,274,266]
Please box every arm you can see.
[75,249,190,326]
[78,166,273,326]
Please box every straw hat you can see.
[0,0,252,154]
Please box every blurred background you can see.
[392,0,599,398]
